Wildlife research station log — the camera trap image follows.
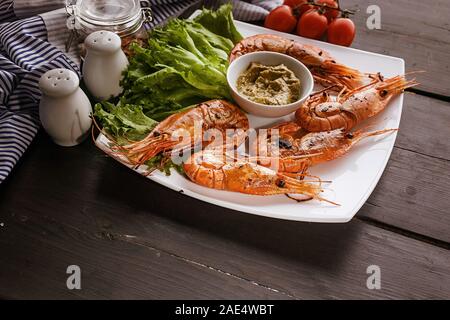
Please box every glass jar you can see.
[65,0,152,56]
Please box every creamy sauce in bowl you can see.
[236,62,301,106]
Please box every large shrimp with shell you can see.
[296,74,418,132]
[183,148,336,204]
[115,100,249,167]
[254,122,398,173]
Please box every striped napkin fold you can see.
[0,0,281,184]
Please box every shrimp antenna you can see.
[352,127,398,144]
[315,196,341,206]
[403,70,426,76]
[283,172,332,184]
[342,78,380,99]
[281,173,340,206]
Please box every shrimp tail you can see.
[121,137,179,166]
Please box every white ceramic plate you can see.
[96,18,404,223]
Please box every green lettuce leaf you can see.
[94,102,157,144]
[194,3,243,44]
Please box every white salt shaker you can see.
[39,69,92,147]
[83,30,129,100]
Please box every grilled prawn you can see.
[296,75,418,132]
[117,100,249,166]
[183,149,334,204]
[254,122,397,173]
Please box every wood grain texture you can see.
[0,164,287,300]
[395,93,450,161]
[0,226,287,300]
[0,139,288,300]
[362,147,450,243]
[358,93,450,242]
[0,135,448,299]
[337,0,450,97]
[345,0,450,43]
[0,223,285,300]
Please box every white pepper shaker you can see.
[39,68,92,147]
[83,30,129,100]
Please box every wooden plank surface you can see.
[0,135,449,299]
[345,0,450,43]
[359,93,450,242]
[0,223,287,300]
[346,0,450,97]
[0,151,287,300]
[362,147,450,243]
[395,94,450,161]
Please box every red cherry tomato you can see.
[284,0,314,16]
[264,5,298,33]
[327,18,356,47]
[316,0,339,21]
[296,9,328,40]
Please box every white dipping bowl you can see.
[227,51,314,118]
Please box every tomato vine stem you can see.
[292,0,357,17]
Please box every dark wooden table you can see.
[1,0,449,299]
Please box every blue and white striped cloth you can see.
[0,0,281,184]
